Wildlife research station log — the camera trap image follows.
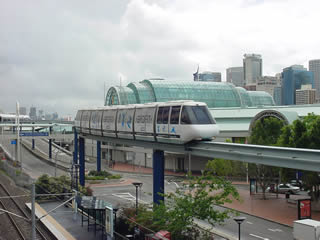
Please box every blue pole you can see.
[79,137,85,186]
[97,141,101,172]
[49,139,52,159]
[153,150,165,204]
[32,125,35,150]
[73,128,78,164]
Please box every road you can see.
[91,172,294,240]
[0,138,67,178]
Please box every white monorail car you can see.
[0,114,31,123]
[75,101,219,144]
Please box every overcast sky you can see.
[1,0,320,117]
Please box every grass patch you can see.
[85,175,106,180]
[107,174,121,179]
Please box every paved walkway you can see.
[108,162,320,227]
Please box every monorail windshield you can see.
[181,106,215,124]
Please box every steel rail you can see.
[0,183,48,240]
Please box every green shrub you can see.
[35,174,89,200]
[85,175,106,180]
[88,170,111,177]
[108,174,121,179]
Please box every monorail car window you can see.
[157,107,163,124]
[157,107,170,124]
[181,106,215,124]
[181,108,191,124]
[170,106,181,124]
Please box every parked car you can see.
[290,179,303,189]
[267,183,300,194]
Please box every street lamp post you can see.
[132,182,143,215]
[233,216,246,240]
[113,207,119,232]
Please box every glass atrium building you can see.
[105,79,275,108]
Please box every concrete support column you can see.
[97,141,101,172]
[73,128,78,164]
[79,137,85,186]
[49,139,52,159]
[153,150,164,205]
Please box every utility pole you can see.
[16,101,21,168]
[31,183,36,240]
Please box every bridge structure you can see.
[0,123,73,160]
[75,130,320,205]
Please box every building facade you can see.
[19,107,27,115]
[105,79,275,108]
[309,59,320,99]
[243,54,262,86]
[281,65,314,105]
[226,67,244,87]
[296,84,316,105]
[29,107,37,120]
[256,76,281,99]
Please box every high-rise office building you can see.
[243,54,262,85]
[273,86,282,105]
[29,107,37,120]
[309,59,320,99]
[296,84,316,105]
[226,67,244,87]
[194,71,221,82]
[19,107,27,115]
[256,76,281,99]
[281,65,314,105]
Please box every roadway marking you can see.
[112,193,148,204]
[268,228,283,232]
[166,180,180,188]
[249,234,269,240]
[246,221,253,224]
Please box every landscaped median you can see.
[85,170,122,184]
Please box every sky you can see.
[1,0,320,117]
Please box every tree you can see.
[249,117,284,199]
[277,114,320,200]
[205,158,233,177]
[129,175,239,239]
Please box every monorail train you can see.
[0,114,31,123]
[75,101,219,144]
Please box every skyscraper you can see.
[226,67,244,87]
[29,107,37,120]
[243,54,262,86]
[281,65,314,105]
[19,107,27,115]
[309,59,320,99]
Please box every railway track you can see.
[0,183,49,240]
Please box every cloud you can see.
[0,0,320,116]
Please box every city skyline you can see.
[1,0,320,116]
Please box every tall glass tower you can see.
[281,65,314,105]
[309,59,320,99]
[243,54,262,85]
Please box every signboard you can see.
[298,199,311,220]
[11,140,16,145]
[19,132,49,137]
[250,178,257,195]
[105,206,114,238]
